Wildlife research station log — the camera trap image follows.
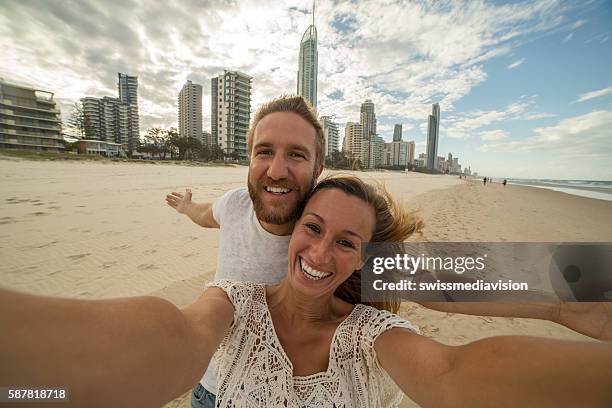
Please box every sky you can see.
[1,0,610,179]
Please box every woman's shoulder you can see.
[206,280,265,309]
[350,304,420,345]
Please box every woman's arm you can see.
[376,328,612,407]
[0,287,233,408]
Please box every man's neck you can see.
[259,219,295,236]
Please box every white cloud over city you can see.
[0,0,610,178]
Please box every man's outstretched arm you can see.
[414,271,612,341]
[166,188,219,228]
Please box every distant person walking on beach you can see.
[503,179,507,187]
[483,177,487,185]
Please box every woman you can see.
[1,176,611,407]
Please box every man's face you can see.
[248,111,322,226]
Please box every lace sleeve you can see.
[359,307,420,407]
[206,279,255,327]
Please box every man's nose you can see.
[267,153,289,180]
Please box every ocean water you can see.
[506,178,612,202]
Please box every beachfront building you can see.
[0,78,63,152]
[360,99,376,168]
[384,140,414,167]
[202,131,212,148]
[117,73,140,153]
[77,139,121,157]
[320,115,339,158]
[343,122,363,165]
[369,135,384,168]
[81,96,129,151]
[407,141,415,164]
[297,3,317,109]
[178,80,203,140]
[426,103,440,170]
[393,124,402,142]
[211,70,252,160]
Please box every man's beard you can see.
[248,174,316,225]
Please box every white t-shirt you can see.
[200,187,291,393]
[209,280,419,407]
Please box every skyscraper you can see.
[426,103,440,170]
[320,116,339,158]
[117,73,140,153]
[360,99,376,168]
[297,2,317,109]
[343,122,363,163]
[81,96,128,148]
[178,80,203,140]
[393,124,402,142]
[407,141,415,164]
[369,135,384,168]
[211,70,252,160]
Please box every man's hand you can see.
[165,189,218,229]
[166,189,193,214]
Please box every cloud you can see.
[479,130,509,141]
[442,95,554,139]
[480,110,612,156]
[574,86,612,103]
[507,58,525,69]
[563,32,574,43]
[0,0,579,138]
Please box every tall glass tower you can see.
[117,73,139,153]
[297,2,317,109]
[426,103,440,170]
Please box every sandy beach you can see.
[1,157,611,408]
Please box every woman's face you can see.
[287,188,376,299]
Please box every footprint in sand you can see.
[35,240,59,249]
[0,217,16,225]
[101,261,117,269]
[111,244,131,251]
[67,253,91,260]
[29,212,49,216]
[137,264,159,270]
[144,249,158,255]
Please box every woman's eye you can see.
[305,223,320,233]
[338,239,355,249]
[257,150,272,156]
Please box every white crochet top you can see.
[208,280,419,407]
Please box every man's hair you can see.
[247,95,325,169]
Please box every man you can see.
[167,96,612,407]
[166,96,324,407]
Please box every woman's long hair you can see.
[307,176,423,313]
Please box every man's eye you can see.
[338,239,355,249]
[305,223,320,233]
[289,152,305,159]
[257,150,272,156]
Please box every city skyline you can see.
[0,0,610,179]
